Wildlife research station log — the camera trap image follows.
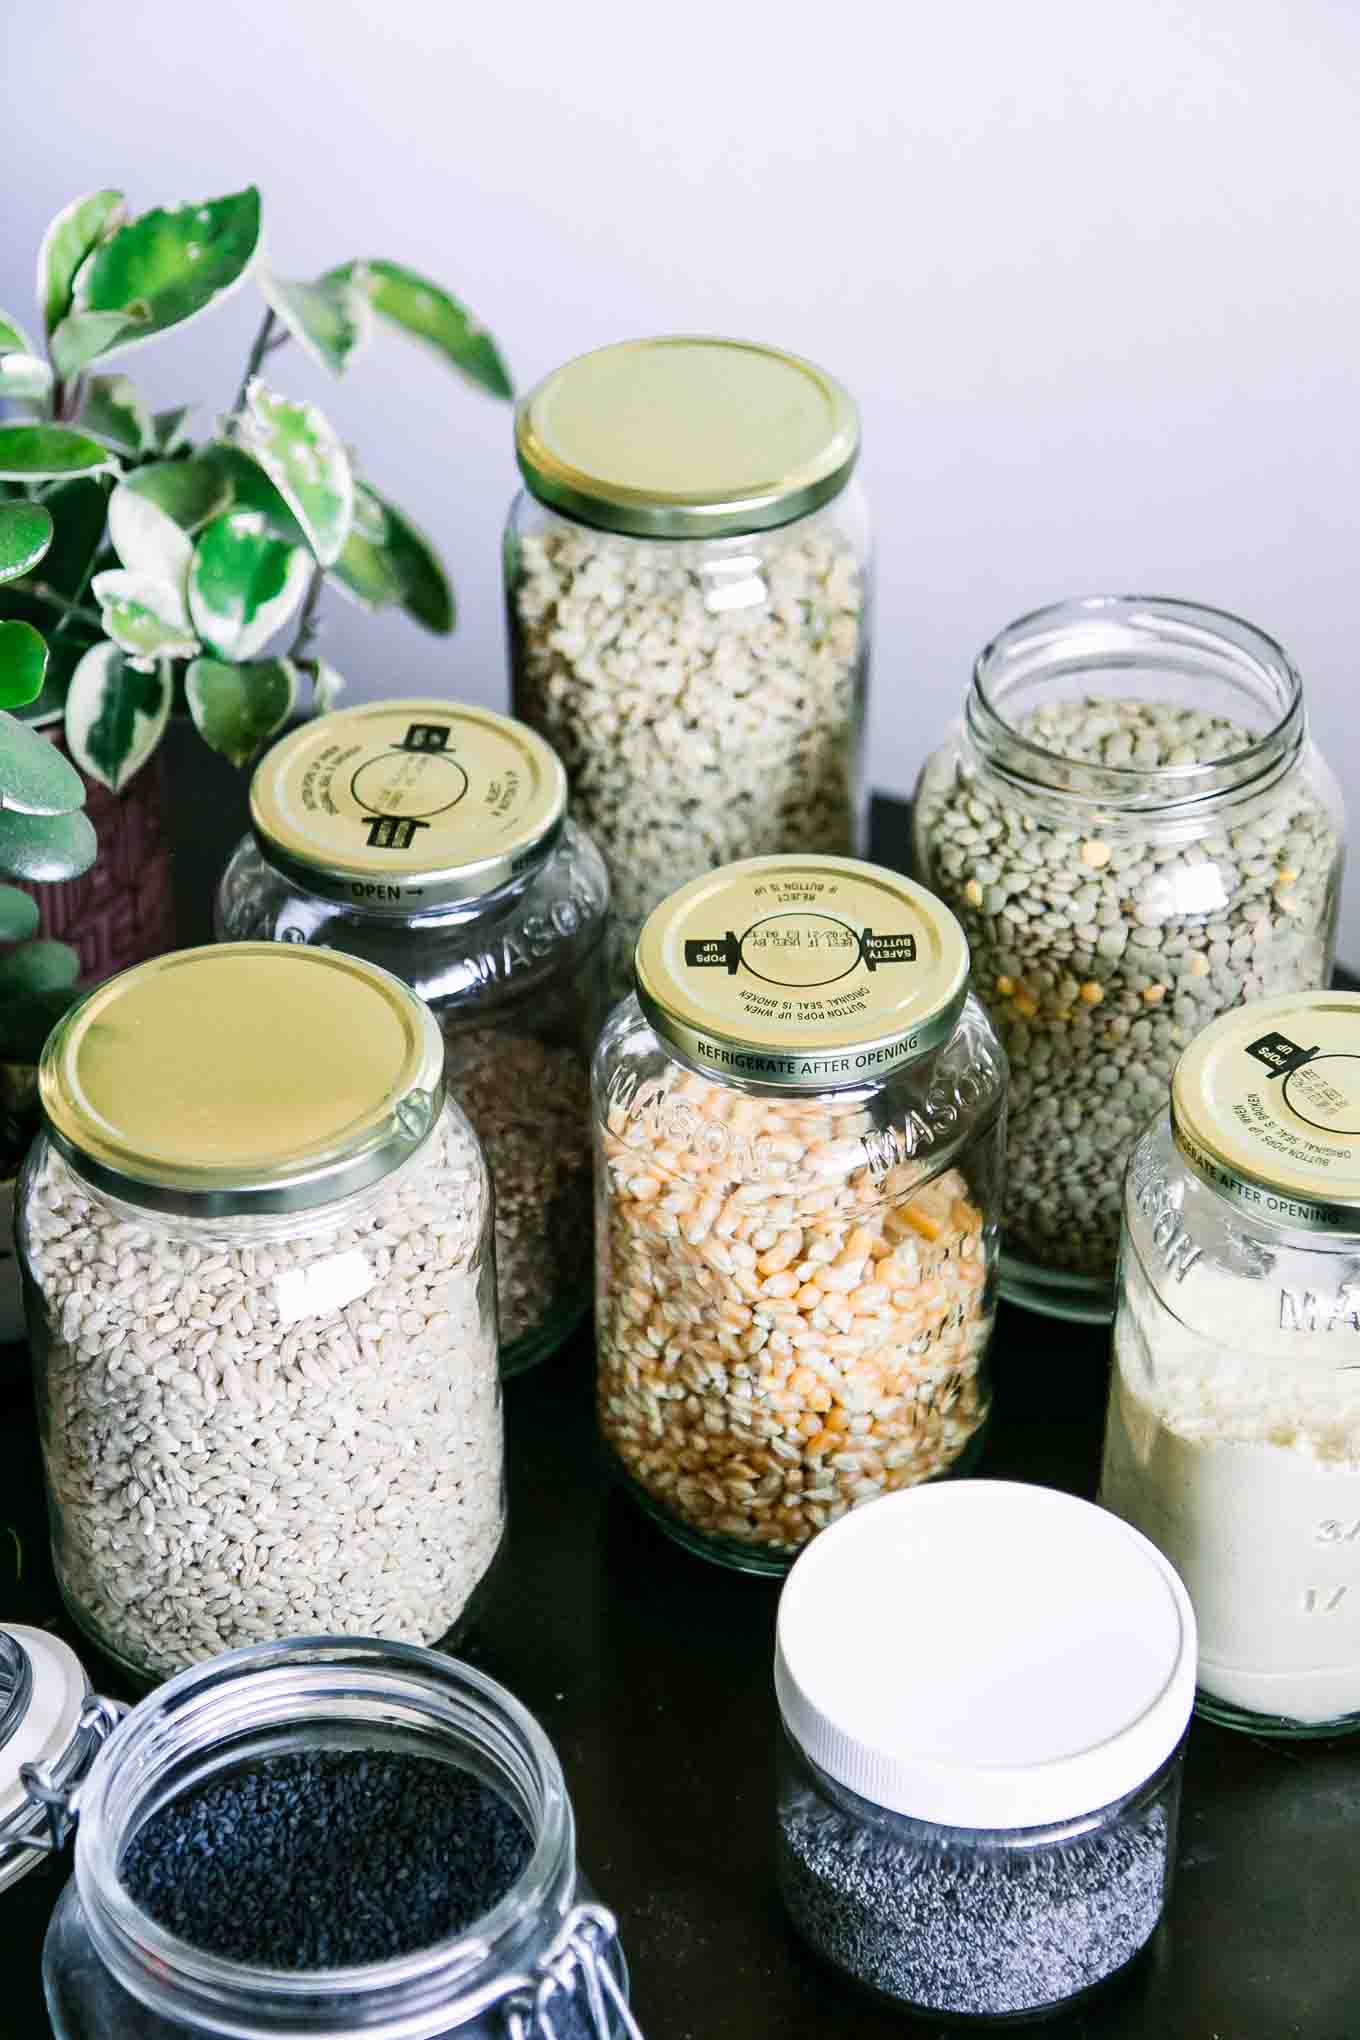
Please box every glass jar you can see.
[506,336,872,998]
[215,700,608,1377]
[0,1628,638,2038]
[593,855,1006,1573]
[17,944,502,1685]
[1101,991,1360,1738]
[912,595,1344,1322]
[774,1482,1196,2023]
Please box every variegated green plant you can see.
[0,183,512,794]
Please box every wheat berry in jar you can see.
[216,700,608,1377]
[507,337,871,998]
[592,856,1005,1573]
[913,597,1343,1322]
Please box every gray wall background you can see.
[5,0,1360,948]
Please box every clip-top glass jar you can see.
[0,1628,639,2038]
[593,855,1006,1573]
[775,1483,1196,2023]
[913,596,1343,1322]
[1101,991,1360,1738]
[215,699,609,1376]
[507,336,871,997]
[17,944,502,1685]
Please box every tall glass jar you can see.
[215,700,608,1376]
[507,336,871,998]
[17,944,502,1685]
[913,596,1343,1321]
[593,855,1006,1573]
[1101,992,1360,1738]
[0,1632,638,2038]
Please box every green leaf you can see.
[0,504,54,585]
[311,658,345,712]
[91,570,198,662]
[0,311,36,356]
[188,513,311,660]
[330,260,512,398]
[0,711,85,815]
[0,983,84,1063]
[0,622,48,709]
[37,189,126,336]
[73,187,261,352]
[329,479,452,632]
[50,306,151,380]
[81,375,155,453]
[0,886,39,941]
[258,268,370,375]
[0,939,80,997]
[0,426,117,483]
[202,444,305,545]
[153,404,193,452]
[0,353,54,404]
[186,656,297,766]
[64,643,170,793]
[109,483,193,587]
[119,456,231,536]
[235,379,352,565]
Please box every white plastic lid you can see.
[0,1625,88,1894]
[775,1482,1197,1830]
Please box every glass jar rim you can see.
[968,594,1305,812]
[72,1638,578,2039]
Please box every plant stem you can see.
[231,308,278,417]
[24,583,103,631]
[287,563,326,660]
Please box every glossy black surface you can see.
[1,765,1356,2038]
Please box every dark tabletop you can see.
[1,761,1357,2040]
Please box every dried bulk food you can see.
[217,699,609,1376]
[914,599,1343,1311]
[773,1484,1197,2021]
[593,856,1005,1569]
[27,1114,500,1681]
[508,336,871,996]
[18,944,503,1683]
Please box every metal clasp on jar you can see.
[0,1627,125,1869]
[502,1902,644,2039]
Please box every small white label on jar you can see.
[275,1249,374,1326]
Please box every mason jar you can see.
[1101,991,1360,1738]
[913,595,1344,1322]
[775,1483,1196,2022]
[507,336,872,998]
[17,944,502,1685]
[593,855,1006,1573]
[215,700,608,1376]
[0,1629,638,2038]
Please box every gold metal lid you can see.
[1171,993,1360,1234]
[634,856,969,1090]
[515,336,860,540]
[39,944,446,1215]
[250,700,566,912]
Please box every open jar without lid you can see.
[0,1627,639,2038]
[592,855,1006,1573]
[774,1482,1197,2023]
[1102,990,1360,1737]
[912,595,1344,1323]
[507,336,871,998]
[17,944,501,1685]
[216,700,608,1376]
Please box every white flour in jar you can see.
[1100,1252,1360,1726]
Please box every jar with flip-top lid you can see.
[0,1628,640,2038]
[912,596,1343,1322]
[215,699,608,1376]
[593,855,1006,1572]
[507,336,871,997]
[1101,991,1360,1738]
[16,944,501,1685]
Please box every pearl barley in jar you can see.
[913,597,1343,1321]
[17,946,502,1685]
[507,336,870,998]
[593,856,1005,1572]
